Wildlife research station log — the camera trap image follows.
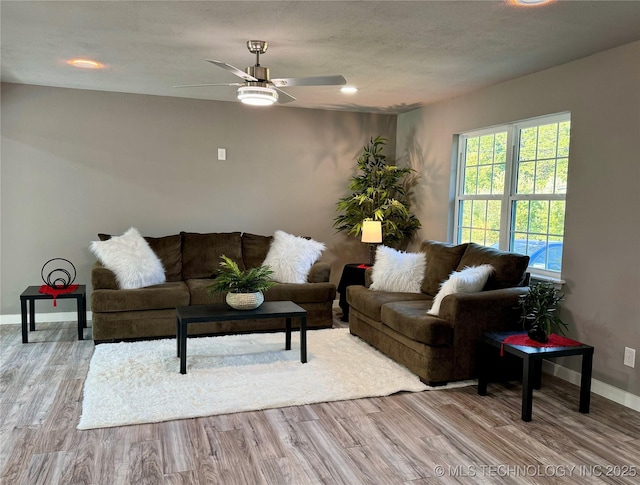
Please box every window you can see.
[454,113,570,276]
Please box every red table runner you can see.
[501,333,582,356]
[39,284,79,307]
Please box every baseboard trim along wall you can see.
[0,311,93,325]
[541,360,640,412]
[1,311,638,412]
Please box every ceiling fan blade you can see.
[271,75,347,87]
[173,83,243,88]
[207,60,258,82]
[274,87,296,104]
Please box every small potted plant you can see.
[208,255,276,310]
[518,281,568,343]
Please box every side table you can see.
[477,331,594,422]
[337,263,370,322]
[20,285,87,343]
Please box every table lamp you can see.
[361,220,383,266]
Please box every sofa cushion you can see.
[370,246,426,293]
[381,300,452,346]
[99,232,183,282]
[185,278,226,305]
[90,227,166,289]
[347,285,430,321]
[456,242,530,290]
[264,282,337,303]
[91,281,190,312]
[144,234,183,282]
[242,233,273,269]
[181,232,244,280]
[420,241,468,296]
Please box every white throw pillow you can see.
[262,230,326,284]
[370,245,427,293]
[428,264,494,316]
[89,227,166,289]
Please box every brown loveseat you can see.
[91,231,336,342]
[347,240,530,385]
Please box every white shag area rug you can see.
[78,328,474,429]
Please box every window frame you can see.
[453,112,570,279]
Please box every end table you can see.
[477,331,594,422]
[20,285,87,343]
[337,263,370,322]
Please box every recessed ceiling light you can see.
[67,58,104,69]
[340,86,358,94]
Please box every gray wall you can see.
[397,41,640,396]
[1,83,396,314]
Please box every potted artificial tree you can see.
[334,136,421,248]
[208,255,276,310]
[518,281,568,342]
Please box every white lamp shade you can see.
[361,220,383,243]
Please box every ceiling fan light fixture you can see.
[237,85,278,106]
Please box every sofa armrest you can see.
[438,287,528,380]
[91,261,119,290]
[307,261,331,283]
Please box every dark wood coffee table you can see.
[477,331,594,421]
[176,301,307,374]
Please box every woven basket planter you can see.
[226,291,264,310]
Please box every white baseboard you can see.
[1,310,638,412]
[542,360,640,412]
[0,311,92,325]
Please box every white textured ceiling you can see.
[2,1,640,113]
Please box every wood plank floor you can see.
[1,310,639,485]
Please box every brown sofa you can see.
[347,240,530,385]
[91,231,336,342]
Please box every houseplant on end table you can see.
[518,281,568,343]
[208,255,276,310]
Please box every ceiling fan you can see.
[174,40,347,106]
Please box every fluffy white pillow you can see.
[262,230,326,284]
[428,264,494,316]
[370,245,426,293]
[89,227,166,289]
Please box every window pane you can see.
[529,200,550,234]
[520,127,537,161]
[555,158,568,194]
[517,161,535,194]
[537,123,558,159]
[479,135,494,165]
[477,165,493,194]
[470,228,486,245]
[459,227,471,243]
[493,163,505,194]
[495,132,507,164]
[460,200,472,227]
[549,200,565,236]
[558,121,570,157]
[535,159,556,194]
[466,137,479,166]
[487,200,501,232]
[472,200,487,228]
[513,200,529,233]
[464,166,478,194]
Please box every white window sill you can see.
[529,271,565,289]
